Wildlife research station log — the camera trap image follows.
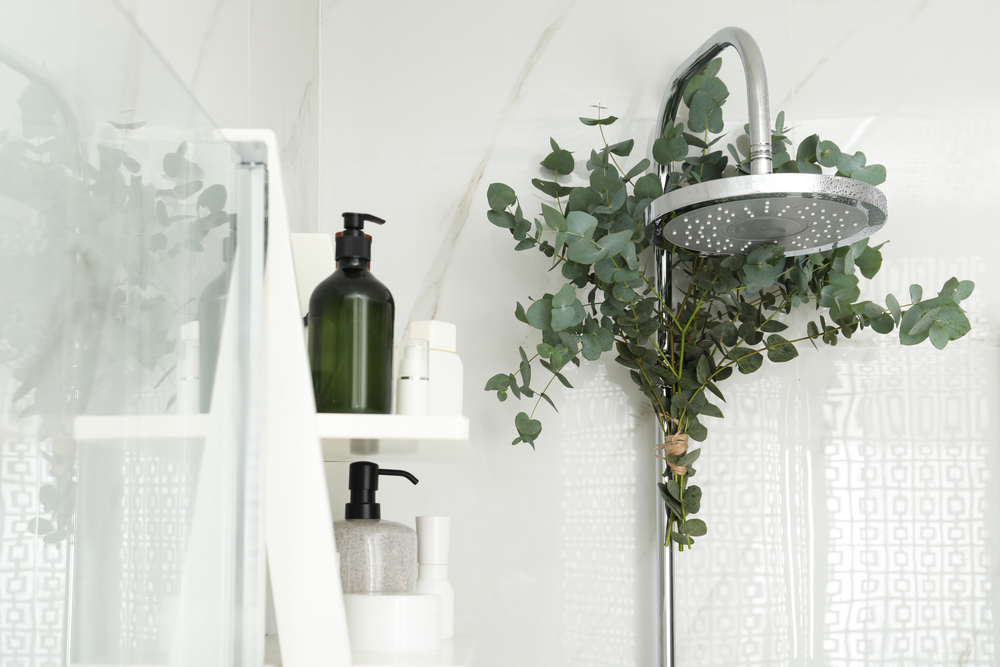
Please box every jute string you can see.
[655,415,689,475]
[655,434,690,475]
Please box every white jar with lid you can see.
[409,321,463,417]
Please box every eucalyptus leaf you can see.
[486,183,517,213]
[515,411,542,435]
[687,90,723,134]
[796,134,819,162]
[852,164,887,186]
[526,297,553,330]
[816,140,842,168]
[678,519,707,537]
[541,144,575,175]
[729,347,763,374]
[886,293,902,324]
[532,178,573,198]
[765,334,798,362]
[580,115,618,126]
[483,103,974,553]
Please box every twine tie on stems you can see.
[655,413,689,475]
[655,433,689,476]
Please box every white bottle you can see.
[409,321,463,416]
[177,321,201,414]
[396,338,429,415]
[415,516,454,640]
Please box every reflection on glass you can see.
[0,1,261,666]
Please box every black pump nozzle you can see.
[342,212,385,231]
[344,461,418,520]
[336,212,385,264]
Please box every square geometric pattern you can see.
[559,366,648,667]
[1,436,68,667]
[675,345,996,666]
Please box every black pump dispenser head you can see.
[344,461,418,520]
[336,212,385,264]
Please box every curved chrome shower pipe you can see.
[656,26,772,176]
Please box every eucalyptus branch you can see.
[485,57,972,551]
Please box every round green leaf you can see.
[487,183,516,212]
[526,297,553,330]
[687,90,723,134]
[729,347,763,374]
[679,518,707,537]
[765,334,799,362]
[515,412,541,436]
[852,164,886,186]
[541,147,574,175]
[816,140,842,168]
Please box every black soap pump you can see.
[308,213,395,413]
[333,461,420,594]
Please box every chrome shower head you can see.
[653,173,887,255]
[649,28,888,257]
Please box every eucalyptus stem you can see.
[486,63,970,551]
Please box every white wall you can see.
[121,0,321,234]
[127,0,1000,664]
[320,2,1000,666]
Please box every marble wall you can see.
[124,0,1000,665]
[320,1,1000,666]
[122,0,321,234]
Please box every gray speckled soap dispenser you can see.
[334,461,419,594]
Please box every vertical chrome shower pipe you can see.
[653,243,674,667]
[652,27,773,666]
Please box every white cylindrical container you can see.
[177,321,200,414]
[408,321,463,416]
[342,593,440,652]
[416,516,454,640]
[396,338,429,415]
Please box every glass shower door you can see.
[0,2,264,665]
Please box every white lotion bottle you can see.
[416,516,454,639]
[396,338,429,415]
[177,321,200,414]
[409,321,463,416]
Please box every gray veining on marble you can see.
[406,8,570,324]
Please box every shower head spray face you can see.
[651,173,887,257]
[650,28,889,257]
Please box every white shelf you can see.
[73,414,209,441]
[318,414,470,463]
[71,413,471,464]
[264,635,472,667]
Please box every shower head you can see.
[649,28,887,257]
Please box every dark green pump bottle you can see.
[308,212,395,413]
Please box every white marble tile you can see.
[249,0,321,233]
[320,0,1000,665]
[123,0,251,129]
[125,0,322,234]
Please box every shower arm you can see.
[656,26,772,178]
